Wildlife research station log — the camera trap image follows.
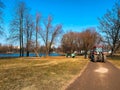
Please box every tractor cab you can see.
[93,45,103,54]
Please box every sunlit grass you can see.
[108,55,120,69]
[0,56,88,90]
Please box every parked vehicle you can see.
[66,52,75,58]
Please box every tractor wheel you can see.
[94,55,97,62]
[103,55,106,62]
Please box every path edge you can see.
[63,60,90,90]
[107,60,120,69]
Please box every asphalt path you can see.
[66,61,120,90]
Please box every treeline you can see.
[0,0,120,57]
[0,44,19,53]
[7,1,62,57]
[61,0,120,56]
[0,44,58,54]
[61,28,102,58]
[0,1,62,56]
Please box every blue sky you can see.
[24,0,116,30]
[1,0,116,45]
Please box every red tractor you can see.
[89,45,106,62]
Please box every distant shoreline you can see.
[0,53,61,58]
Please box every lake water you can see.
[0,53,61,57]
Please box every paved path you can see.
[66,61,120,90]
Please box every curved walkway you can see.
[66,61,120,90]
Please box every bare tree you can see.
[61,28,102,58]
[76,33,83,52]
[61,32,77,53]
[98,1,120,56]
[0,1,4,35]
[34,12,41,57]
[9,1,29,57]
[25,14,34,56]
[80,28,102,58]
[39,15,62,56]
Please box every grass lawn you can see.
[108,55,120,69]
[0,56,88,90]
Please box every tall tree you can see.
[34,12,41,57]
[9,1,28,57]
[39,15,62,56]
[61,29,101,57]
[98,1,120,56]
[61,32,77,53]
[76,33,83,52]
[0,1,4,35]
[80,28,102,58]
[25,14,34,56]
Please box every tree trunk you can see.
[84,50,88,59]
[20,34,22,57]
[110,48,114,57]
[26,51,29,57]
[46,48,49,56]
[26,42,29,57]
[34,48,39,57]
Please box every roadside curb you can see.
[64,60,90,90]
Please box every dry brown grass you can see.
[108,56,120,69]
[0,56,88,90]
